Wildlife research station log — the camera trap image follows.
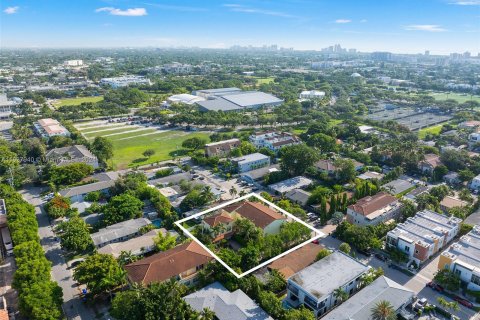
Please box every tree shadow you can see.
[131,157,148,164]
[168,149,189,157]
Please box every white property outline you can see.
[175,192,325,278]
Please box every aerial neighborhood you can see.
[0,6,480,319]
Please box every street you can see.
[20,186,95,320]
[319,235,478,320]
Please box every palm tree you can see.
[370,300,396,320]
[200,308,215,320]
[333,287,349,305]
[201,186,215,203]
[239,190,247,197]
[229,186,238,199]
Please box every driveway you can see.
[20,186,95,320]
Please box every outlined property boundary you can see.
[174,192,325,278]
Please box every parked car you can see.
[375,253,388,261]
[453,296,473,308]
[357,248,372,257]
[426,281,444,292]
[413,298,428,312]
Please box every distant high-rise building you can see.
[371,52,392,61]
[463,51,471,58]
[424,50,430,56]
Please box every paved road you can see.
[20,186,95,320]
[320,235,477,319]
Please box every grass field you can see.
[255,77,275,85]
[53,96,104,107]
[418,124,444,139]
[430,92,480,104]
[76,122,210,169]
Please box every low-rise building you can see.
[284,189,311,206]
[158,186,179,201]
[167,93,205,105]
[91,218,151,248]
[269,176,313,195]
[471,174,480,190]
[315,159,364,175]
[438,225,480,291]
[249,131,301,153]
[98,229,167,258]
[0,199,7,228]
[440,196,469,213]
[382,179,415,195]
[0,94,19,119]
[205,138,241,158]
[323,276,414,320]
[459,120,480,130]
[240,164,280,185]
[419,153,442,175]
[184,282,273,320]
[468,132,480,149]
[59,171,119,202]
[46,145,99,168]
[299,90,325,100]
[443,172,460,185]
[267,243,324,279]
[231,153,270,173]
[100,75,151,88]
[347,192,402,226]
[125,241,213,286]
[286,251,369,317]
[357,171,385,180]
[386,210,461,265]
[34,118,70,139]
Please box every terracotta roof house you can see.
[201,211,235,242]
[419,154,442,175]
[222,201,286,234]
[125,241,213,286]
[347,192,402,226]
[267,243,324,279]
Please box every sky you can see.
[1,0,479,54]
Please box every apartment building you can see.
[249,131,301,153]
[34,118,70,139]
[347,192,402,226]
[286,251,369,317]
[438,225,480,291]
[386,210,461,265]
[99,75,151,88]
[204,138,241,158]
[231,152,270,173]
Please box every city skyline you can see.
[1,0,480,54]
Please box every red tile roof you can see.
[268,243,324,279]
[222,201,285,229]
[348,192,398,216]
[125,241,213,285]
[203,211,234,227]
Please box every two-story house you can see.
[204,138,241,158]
[286,251,369,317]
[346,192,402,226]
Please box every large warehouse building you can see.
[193,87,283,112]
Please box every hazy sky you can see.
[1,0,479,54]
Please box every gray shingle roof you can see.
[184,282,273,320]
[90,218,151,247]
[323,276,414,320]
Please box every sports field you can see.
[430,92,480,104]
[254,77,275,85]
[75,121,210,169]
[53,96,104,107]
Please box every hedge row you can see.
[0,184,63,320]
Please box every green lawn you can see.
[79,123,128,134]
[102,130,210,170]
[418,124,444,139]
[430,92,480,104]
[83,127,148,139]
[255,77,275,85]
[53,96,104,107]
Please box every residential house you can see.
[404,186,429,202]
[284,189,311,207]
[382,179,415,196]
[231,153,270,173]
[249,131,301,153]
[98,229,168,258]
[158,186,179,201]
[458,120,480,130]
[315,159,364,176]
[323,276,414,320]
[59,171,119,202]
[443,172,461,185]
[267,243,324,279]
[438,225,480,291]
[125,241,213,286]
[201,211,235,242]
[91,218,151,248]
[440,196,469,213]
[46,145,99,168]
[419,154,442,175]
[386,210,461,265]
[471,174,480,190]
[269,176,312,195]
[469,132,480,149]
[357,171,385,181]
[347,192,403,226]
[205,139,241,158]
[147,172,192,187]
[184,282,273,320]
[222,201,286,235]
[286,251,369,317]
[240,164,280,185]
